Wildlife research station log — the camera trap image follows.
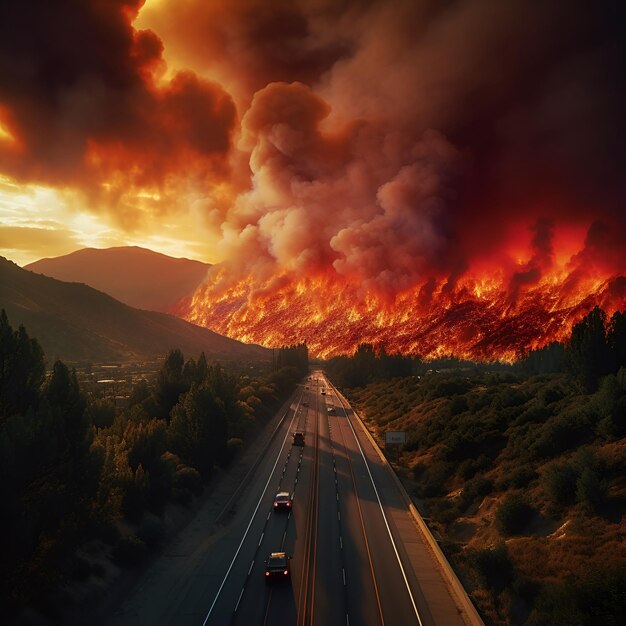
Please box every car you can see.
[293,431,305,446]
[273,491,293,511]
[265,552,291,583]
[327,406,335,414]
[321,388,326,395]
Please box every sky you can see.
[1,0,624,357]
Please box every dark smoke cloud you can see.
[0,0,236,224]
[139,0,625,291]
[1,0,624,294]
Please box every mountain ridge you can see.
[25,246,210,312]
[1,256,267,363]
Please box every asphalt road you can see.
[112,371,475,626]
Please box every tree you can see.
[607,310,626,371]
[566,306,611,391]
[0,309,45,421]
[168,383,228,479]
[153,349,188,421]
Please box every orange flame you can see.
[176,259,625,361]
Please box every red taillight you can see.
[265,571,270,576]
[283,570,289,575]
[274,502,277,507]
[287,502,291,507]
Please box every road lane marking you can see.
[201,398,302,626]
[234,587,245,612]
[328,377,385,626]
[340,390,425,626]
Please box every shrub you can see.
[507,466,538,488]
[530,410,590,459]
[576,467,607,512]
[173,466,202,496]
[528,565,626,626]
[459,454,492,480]
[226,437,244,464]
[419,461,451,497]
[496,495,534,535]
[542,461,578,506]
[470,543,515,593]
[449,395,469,416]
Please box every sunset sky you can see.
[1,0,624,357]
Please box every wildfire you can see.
[176,261,626,361]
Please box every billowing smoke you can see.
[138,0,624,300]
[1,0,624,354]
[0,0,237,227]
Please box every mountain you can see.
[25,246,210,312]
[0,257,269,363]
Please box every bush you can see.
[173,466,202,496]
[576,467,607,512]
[226,437,244,463]
[470,543,515,593]
[496,495,534,535]
[449,395,469,416]
[530,410,591,459]
[528,565,626,625]
[112,536,147,568]
[542,462,578,506]
[459,454,492,480]
[505,466,538,489]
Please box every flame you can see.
[176,258,626,361]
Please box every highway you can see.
[112,371,479,626]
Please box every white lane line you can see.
[201,399,301,626]
[338,511,341,521]
[248,560,254,576]
[346,614,350,626]
[343,568,346,585]
[340,536,343,549]
[342,396,425,626]
[258,532,264,547]
[234,587,245,612]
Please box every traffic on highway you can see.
[188,372,477,626]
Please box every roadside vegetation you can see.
[336,306,626,625]
[0,308,307,621]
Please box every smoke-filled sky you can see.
[1,0,624,356]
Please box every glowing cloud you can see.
[1,0,624,357]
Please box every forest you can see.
[0,309,305,618]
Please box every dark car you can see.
[327,406,335,414]
[273,491,293,511]
[293,431,305,446]
[265,552,291,583]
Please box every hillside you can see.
[0,257,268,363]
[25,246,210,312]
[345,370,626,625]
